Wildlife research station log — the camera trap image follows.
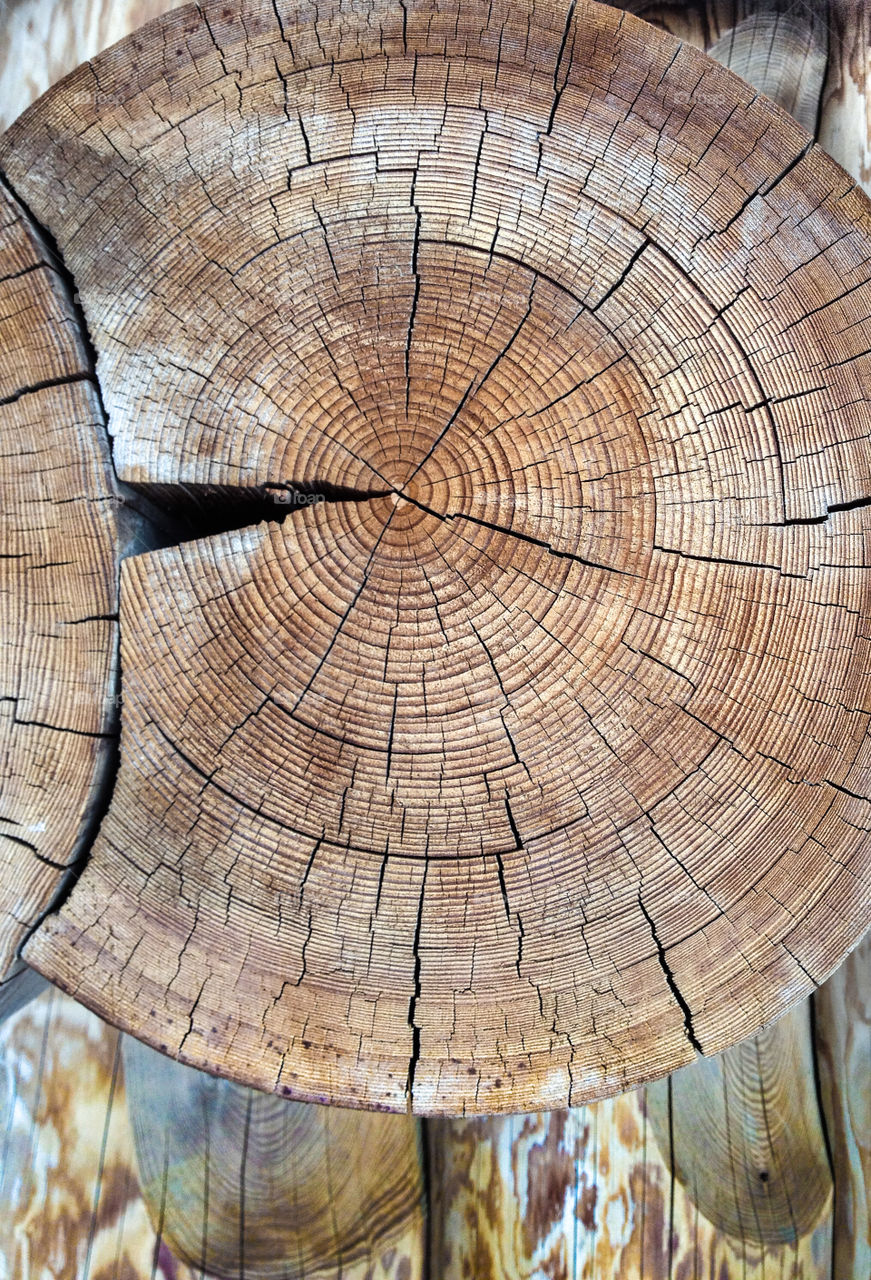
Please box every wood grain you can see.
[123,1036,426,1280]
[611,1,829,135]
[0,1,865,1276]
[428,1094,833,1279]
[1,0,870,1113]
[0,168,120,1008]
[815,930,871,1280]
[0,987,199,1280]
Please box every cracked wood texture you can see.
[1,0,871,1115]
[0,176,120,1017]
[428,5,850,1272]
[0,0,188,136]
[1,988,424,1280]
[0,984,836,1280]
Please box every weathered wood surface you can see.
[614,1,871,201]
[0,163,120,1009]
[706,8,828,134]
[0,988,424,1280]
[0,987,199,1280]
[645,1003,832,1245]
[612,0,830,135]
[123,1036,426,1280]
[815,930,871,1280]
[1,0,870,1116]
[424,6,855,1269]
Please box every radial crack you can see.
[120,480,395,552]
[405,860,428,1102]
[638,895,703,1055]
[0,168,115,472]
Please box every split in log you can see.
[122,1034,426,1280]
[1,0,870,1114]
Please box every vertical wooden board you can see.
[815,930,871,1280]
[820,0,871,197]
[0,987,200,1280]
[427,1090,832,1279]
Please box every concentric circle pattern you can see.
[2,0,870,1112]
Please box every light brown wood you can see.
[428,1094,833,1278]
[645,1003,832,1244]
[0,0,187,135]
[815,929,871,1279]
[0,3,864,1276]
[0,986,201,1280]
[1,0,870,1114]
[605,12,838,1231]
[819,0,871,198]
[123,1035,426,1280]
[814,12,871,1269]
[0,175,120,1011]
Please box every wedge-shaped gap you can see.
[118,480,397,551]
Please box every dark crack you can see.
[405,861,428,1103]
[769,492,871,527]
[0,371,95,409]
[638,894,703,1055]
[0,167,130,962]
[120,479,394,550]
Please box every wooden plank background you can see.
[0,1,868,1277]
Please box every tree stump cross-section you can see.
[0,0,869,1114]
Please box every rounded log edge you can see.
[1,0,870,1113]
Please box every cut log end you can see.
[0,176,120,1001]
[1,0,870,1111]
